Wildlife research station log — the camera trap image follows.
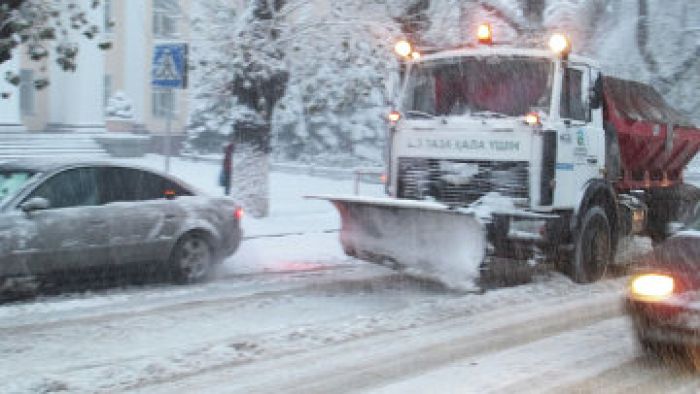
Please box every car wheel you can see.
[170,232,213,284]
[641,339,700,369]
[568,207,611,283]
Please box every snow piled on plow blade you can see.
[309,195,486,291]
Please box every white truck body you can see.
[388,47,605,217]
[317,40,697,288]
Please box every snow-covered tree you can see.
[105,91,134,120]
[272,1,400,165]
[192,0,699,172]
[0,0,110,91]
[190,0,289,217]
[187,0,240,151]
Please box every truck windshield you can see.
[0,170,35,202]
[402,56,553,118]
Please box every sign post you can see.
[151,43,188,173]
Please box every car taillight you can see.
[629,273,675,302]
[235,207,244,220]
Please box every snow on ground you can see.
[135,280,699,394]
[0,269,628,393]
[1,155,698,393]
[371,316,699,394]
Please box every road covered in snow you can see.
[2,156,700,393]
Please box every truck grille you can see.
[397,158,530,206]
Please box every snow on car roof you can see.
[0,159,202,195]
[0,158,111,172]
[2,159,160,174]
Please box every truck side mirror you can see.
[20,197,50,213]
[589,75,603,110]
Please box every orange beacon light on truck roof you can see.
[394,40,413,58]
[549,33,571,58]
[477,23,493,45]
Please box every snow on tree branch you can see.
[0,0,110,92]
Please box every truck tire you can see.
[568,207,611,283]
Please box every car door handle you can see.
[165,214,178,219]
[89,219,107,225]
[587,158,598,164]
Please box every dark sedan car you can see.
[625,216,700,368]
[0,161,242,294]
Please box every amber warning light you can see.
[388,111,401,124]
[394,40,413,58]
[477,23,493,45]
[525,112,541,126]
[549,33,571,58]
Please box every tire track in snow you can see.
[243,228,338,241]
[136,292,623,393]
[0,265,391,334]
[547,354,700,393]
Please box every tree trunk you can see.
[232,138,270,218]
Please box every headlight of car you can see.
[629,273,675,302]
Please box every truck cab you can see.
[388,42,605,216]
[385,33,623,282]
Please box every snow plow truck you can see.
[312,27,700,289]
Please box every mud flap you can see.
[310,195,486,290]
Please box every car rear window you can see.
[0,170,35,202]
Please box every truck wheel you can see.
[170,232,213,284]
[569,207,611,283]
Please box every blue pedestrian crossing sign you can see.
[152,43,188,89]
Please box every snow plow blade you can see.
[309,195,486,290]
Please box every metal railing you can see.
[353,167,385,195]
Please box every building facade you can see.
[0,0,197,142]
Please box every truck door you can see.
[555,64,605,207]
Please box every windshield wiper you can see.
[406,110,436,119]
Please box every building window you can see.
[103,74,112,108]
[104,0,113,33]
[152,89,175,118]
[20,69,35,116]
[153,0,181,38]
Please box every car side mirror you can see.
[20,197,50,213]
